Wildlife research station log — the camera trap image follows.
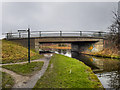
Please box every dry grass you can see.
[2,40,43,63]
[82,47,120,59]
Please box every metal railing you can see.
[3,30,109,39]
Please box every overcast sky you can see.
[2,2,118,34]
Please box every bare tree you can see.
[108,11,120,51]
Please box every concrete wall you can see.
[34,37,100,43]
[71,39,103,53]
[8,38,35,49]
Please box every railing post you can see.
[80,31,82,36]
[6,33,13,39]
[39,31,41,37]
[6,33,9,40]
[60,31,62,36]
[28,28,30,63]
[98,32,102,37]
[19,32,21,38]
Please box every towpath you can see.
[0,54,52,88]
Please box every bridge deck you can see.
[4,30,108,40]
[6,36,105,40]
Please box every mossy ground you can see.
[2,40,43,64]
[34,54,103,88]
[2,62,44,76]
[1,72,14,88]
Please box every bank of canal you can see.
[55,49,120,89]
[35,54,102,88]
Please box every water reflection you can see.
[96,71,120,89]
[56,49,71,57]
[71,51,99,69]
[85,56,120,72]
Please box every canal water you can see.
[54,49,120,89]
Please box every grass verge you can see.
[1,72,14,88]
[2,40,44,64]
[82,52,120,59]
[34,54,103,88]
[82,47,120,59]
[2,62,44,76]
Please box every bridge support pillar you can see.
[71,43,80,52]
[71,42,88,53]
[35,40,40,52]
[71,40,104,54]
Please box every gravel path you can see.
[0,67,30,85]
[13,56,51,88]
[1,54,52,88]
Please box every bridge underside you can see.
[38,41,102,53]
[34,37,103,53]
[35,37,100,43]
[39,41,97,43]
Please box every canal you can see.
[54,49,120,89]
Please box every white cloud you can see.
[2,0,120,2]
[2,2,118,33]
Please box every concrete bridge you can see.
[6,36,104,53]
[4,30,107,53]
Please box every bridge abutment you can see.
[71,39,103,53]
[71,43,80,52]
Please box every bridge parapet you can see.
[3,31,108,39]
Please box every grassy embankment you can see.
[34,54,103,88]
[82,48,120,59]
[1,72,14,88]
[1,40,44,88]
[2,40,43,64]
